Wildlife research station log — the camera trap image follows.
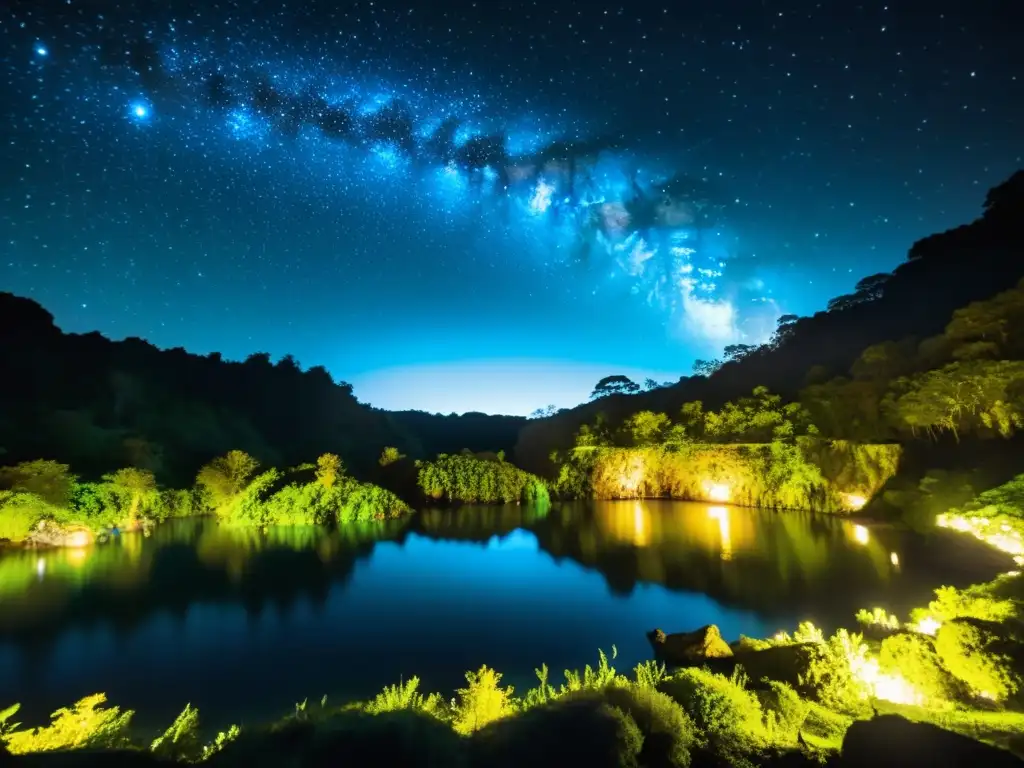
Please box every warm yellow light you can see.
[65,530,92,548]
[842,493,868,511]
[704,482,730,502]
[631,501,650,547]
[852,524,870,545]
[889,551,900,566]
[708,505,732,560]
[915,616,941,635]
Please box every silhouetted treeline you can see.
[516,170,1024,475]
[0,304,421,487]
[385,411,526,459]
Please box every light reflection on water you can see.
[0,501,1010,731]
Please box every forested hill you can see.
[385,410,527,459]
[0,297,421,487]
[515,169,1024,476]
[0,295,529,488]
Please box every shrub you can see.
[0,492,54,542]
[878,633,955,705]
[659,668,764,751]
[2,694,132,754]
[451,666,516,735]
[150,703,201,761]
[934,620,1020,701]
[911,585,1016,626]
[210,711,464,768]
[365,677,443,716]
[471,696,643,768]
[799,629,869,714]
[757,681,809,745]
[600,683,696,768]
[417,454,549,505]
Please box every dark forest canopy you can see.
[516,170,1024,475]
[384,410,526,459]
[0,301,519,488]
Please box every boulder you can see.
[837,714,1023,768]
[647,625,734,666]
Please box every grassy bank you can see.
[0,451,409,547]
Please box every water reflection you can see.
[0,502,1011,731]
[0,518,409,642]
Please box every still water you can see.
[0,500,1010,731]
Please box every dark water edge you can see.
[0,500,1012,733]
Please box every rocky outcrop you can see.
[836,714,1023,767]
[25,521,93,548]
[647,625,816,687]
[647,625,734,666]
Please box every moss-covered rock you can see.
[648,625,734,666]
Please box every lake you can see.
[0,500,1011,733]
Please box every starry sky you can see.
[2,1,1021,415]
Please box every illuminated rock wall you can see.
[582,439,901,512]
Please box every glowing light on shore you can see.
[937,513,1024,566]
[852,524,869,545]
[708,505,732,561]
[704,482,731,502]
[842,493,867,511]
[851,654,923,705]
[66,530,92,548]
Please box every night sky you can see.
[2,1,1021,415]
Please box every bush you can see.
[798,629,869,714]
[2,694,132,754]
[210,710,465,768]
[757,681,809,745]
[471,696,643,768]
[934,620,1020,702]
[0,491,53,542]
[878,633,956,705]
[912,586,1016,626]
[365,677,443,716]
[600,683,696,768]
[417,454,549,505]
[659,668,764,751]
[451,665,516,735]
[150,704,201,761]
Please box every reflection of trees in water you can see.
[0,518,408,646]
[414,505,550,544]
[531,501,897,623]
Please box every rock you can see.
[26,522,92,548]
[647,625,734,666]
[837,714,1024,768]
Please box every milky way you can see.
[15,14,776,345]
[3,1,1021,413]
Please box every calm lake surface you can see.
[0,500,1011,731]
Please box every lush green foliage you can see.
[2,694,133,754]
[417,453,549,505]
[552,438,899,512]
[0,450,409,543]
[934,620,1020,702]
